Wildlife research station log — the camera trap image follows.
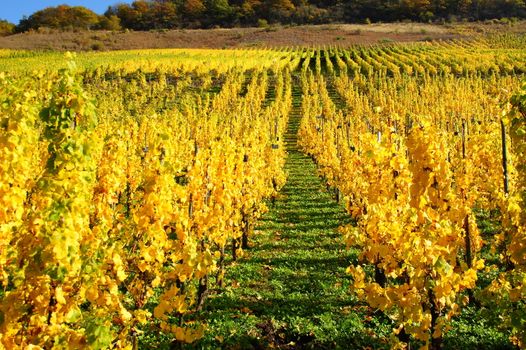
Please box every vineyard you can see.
[0,35,525,349]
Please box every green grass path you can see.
[188,85,386,349]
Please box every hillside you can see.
[0,23,468,51]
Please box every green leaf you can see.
[65,307,82,323]
[85,317,113,350]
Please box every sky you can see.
[0,1,132,24]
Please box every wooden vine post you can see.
[501,119,509,194]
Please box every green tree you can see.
[182,0,207,20]
[204,0,234,26]
[16,5,100,32]
[400,0,432,20]
[97,15,122,31]
[0,20,15,36]
[264,0,295,22]
[106,1,178,30]
[105,3,138,29]
[150,1,179,28]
